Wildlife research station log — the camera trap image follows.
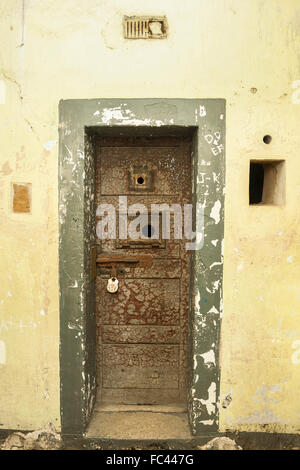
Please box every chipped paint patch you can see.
[194,290,201,315]
[43,140,57,151]
[286,256,293,263]
[199,105,206,117]
[101,106,126,123]
[220,298,224,318]
[69,280,78,288]
[0,80,6,104]
[98,105,173,127]
[200,382,217,415]
[210,200,221,224]
[200,349,216,365]
[208,306,219,314]
[200,419,214,425]
[206,280,220,294]
[210,261,222,269]
[0,340,6,364]
[221,392,233,409]
[291,340,300,364]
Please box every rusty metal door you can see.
[95,136,191,406]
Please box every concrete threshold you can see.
[93,403,187,413]
[86,404,192,440]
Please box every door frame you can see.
[59,99,226,436]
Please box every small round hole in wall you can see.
[137,176,145,185]
[263,135,272,145]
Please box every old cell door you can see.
[95,135,191,406]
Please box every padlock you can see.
[107,277,119,293]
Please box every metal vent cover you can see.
[123,16,167,39]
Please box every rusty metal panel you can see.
[96,279,180,325]
[102,326,180,344]
[98,237,179,259]
[97,259,181,279]
[96,136,191,405]
[98,145,190,196]
[103,366,179,389]
[101,388,180,405]
[128,165,155,192]
[96,195,182,257]
[102,345,179,389]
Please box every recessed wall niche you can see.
[249,160,286,206]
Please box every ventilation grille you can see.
[123,16,167,39]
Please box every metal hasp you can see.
[96,253,153,277]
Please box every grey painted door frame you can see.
[59,99,226,436]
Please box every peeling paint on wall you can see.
[210,200,221,224]
[0,341,6,365]
[43,140,57,151]
[0,80,6,104]
[291,340,300,365]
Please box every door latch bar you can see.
[96,253,153,277]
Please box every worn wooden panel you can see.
[97,278,180,325]
[102,325,180,344]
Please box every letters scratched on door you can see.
[95,136,191,405]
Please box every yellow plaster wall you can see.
[0,0,299,432]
